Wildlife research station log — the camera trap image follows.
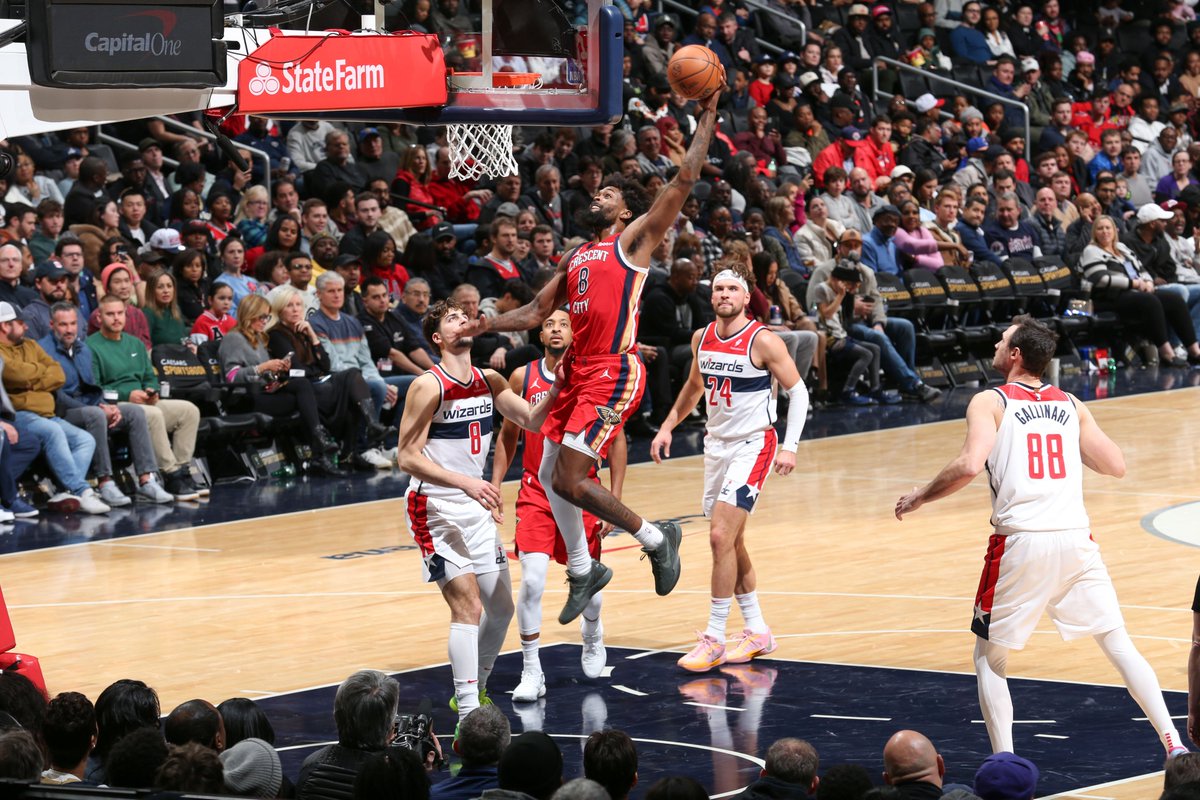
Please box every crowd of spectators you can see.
[8,667,1170,800]
[4,0,1200,511]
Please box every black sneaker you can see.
[165,469,200,501]
[644,521,682,596]
[901,383,942,403]
[558,560,613,625]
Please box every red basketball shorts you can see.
[541,352,644,460]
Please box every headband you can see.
[712,269,749,292]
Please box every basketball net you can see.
[447,123,518,181]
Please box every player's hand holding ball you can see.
[668,45,727,111]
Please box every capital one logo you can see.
[248,63,280,96]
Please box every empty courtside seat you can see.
[936,266,994,347]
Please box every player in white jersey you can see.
[895,316,1187,758]
[398,300,562,725]
[651,263,810,672]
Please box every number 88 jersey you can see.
[697,320,776,441]
[416,365,494,500]
[986,382,1088,534]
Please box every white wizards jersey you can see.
[986,382,1088,534]
[416,365,494,500]
[697,320,776,440]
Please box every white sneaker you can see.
[0,508,14,523]
[76,489,111,515]
[98,480,132,507]
[581,622,607,679]
[511,669,546,702]
[382,446,398,464]
[360,447,393,469]
[136,477,175,504]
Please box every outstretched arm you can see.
[895,390,1002,519]
[465,248,573,335]
[650,329,706,463]
[620,84,725,264]
[488,366,562,433]
[1072,394,1126,477]
[397,373,501,510]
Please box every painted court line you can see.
[1035,734,1070,740]
[971,719,1057,724]
[612,685,648,697]
[96,542,222,553]
[811,714,892,722]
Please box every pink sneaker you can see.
[725,628,777,663]
[677,632,726,672]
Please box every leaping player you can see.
[896,315,1187,758]
[650,263,809,671]
[398,300,563,724]
[465,80,726,624]
[492,310,628,701]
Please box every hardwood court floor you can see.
[5,387,1200,798]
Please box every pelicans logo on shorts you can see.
[595,405,622,425]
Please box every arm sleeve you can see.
[780,380,809,452]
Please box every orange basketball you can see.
[667,45,724,100]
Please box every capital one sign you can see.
[238,32,447,114]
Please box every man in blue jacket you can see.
[861,204,903,276]
[39,301,174,505]
[949,2,991,65]
[957,196,1004,266]
[430,706,508,800]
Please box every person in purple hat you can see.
[974,753,1038,800]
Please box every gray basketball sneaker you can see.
[558,560,612,625]
[644,521,682,596]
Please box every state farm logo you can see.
[247,63,280,96]
[246,59,385,96]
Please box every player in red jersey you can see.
[466,81,726,625]
[397,300,562,724]
[492,310,628,701]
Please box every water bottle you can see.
[769,304,783,325]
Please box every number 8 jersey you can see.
[416,365,494,500]
[986,382,1087,534]
[697,320,776,440]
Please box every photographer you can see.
[297,671,400,800]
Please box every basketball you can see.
[667,45,725,100]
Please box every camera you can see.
[392,712,443,769]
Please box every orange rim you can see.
[450,70,540,87]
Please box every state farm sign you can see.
[238,32,446,114]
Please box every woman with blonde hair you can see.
[763,195,807,273]
[392,145,441,229]
[219,294,346,475]
[1080,215,1200,366]
[234,185,271,250]
[266,285,389,471]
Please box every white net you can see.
[447,123,519,181]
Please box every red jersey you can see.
[565,234,648,357]
[520,358,599,483]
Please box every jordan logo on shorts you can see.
[600,368,613,379]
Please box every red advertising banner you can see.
[238,31,447,114]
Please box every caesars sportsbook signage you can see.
[238,32,447,114]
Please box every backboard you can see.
[261,0,623,128]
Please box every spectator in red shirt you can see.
[732,107,787,174]
[856,115,897,192]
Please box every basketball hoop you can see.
[446,71,541,181]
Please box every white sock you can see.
[736,591,768,634]
[476,569,515,694]
[1095,627,1185,752]
[633,519,664,550]
[449,622,480,719]
[973,637,1014,753]
[521,638,541,673]
[538,442,591,577]
[581,592,604,638]
[517,553,549,638]
[706,596,733,641]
